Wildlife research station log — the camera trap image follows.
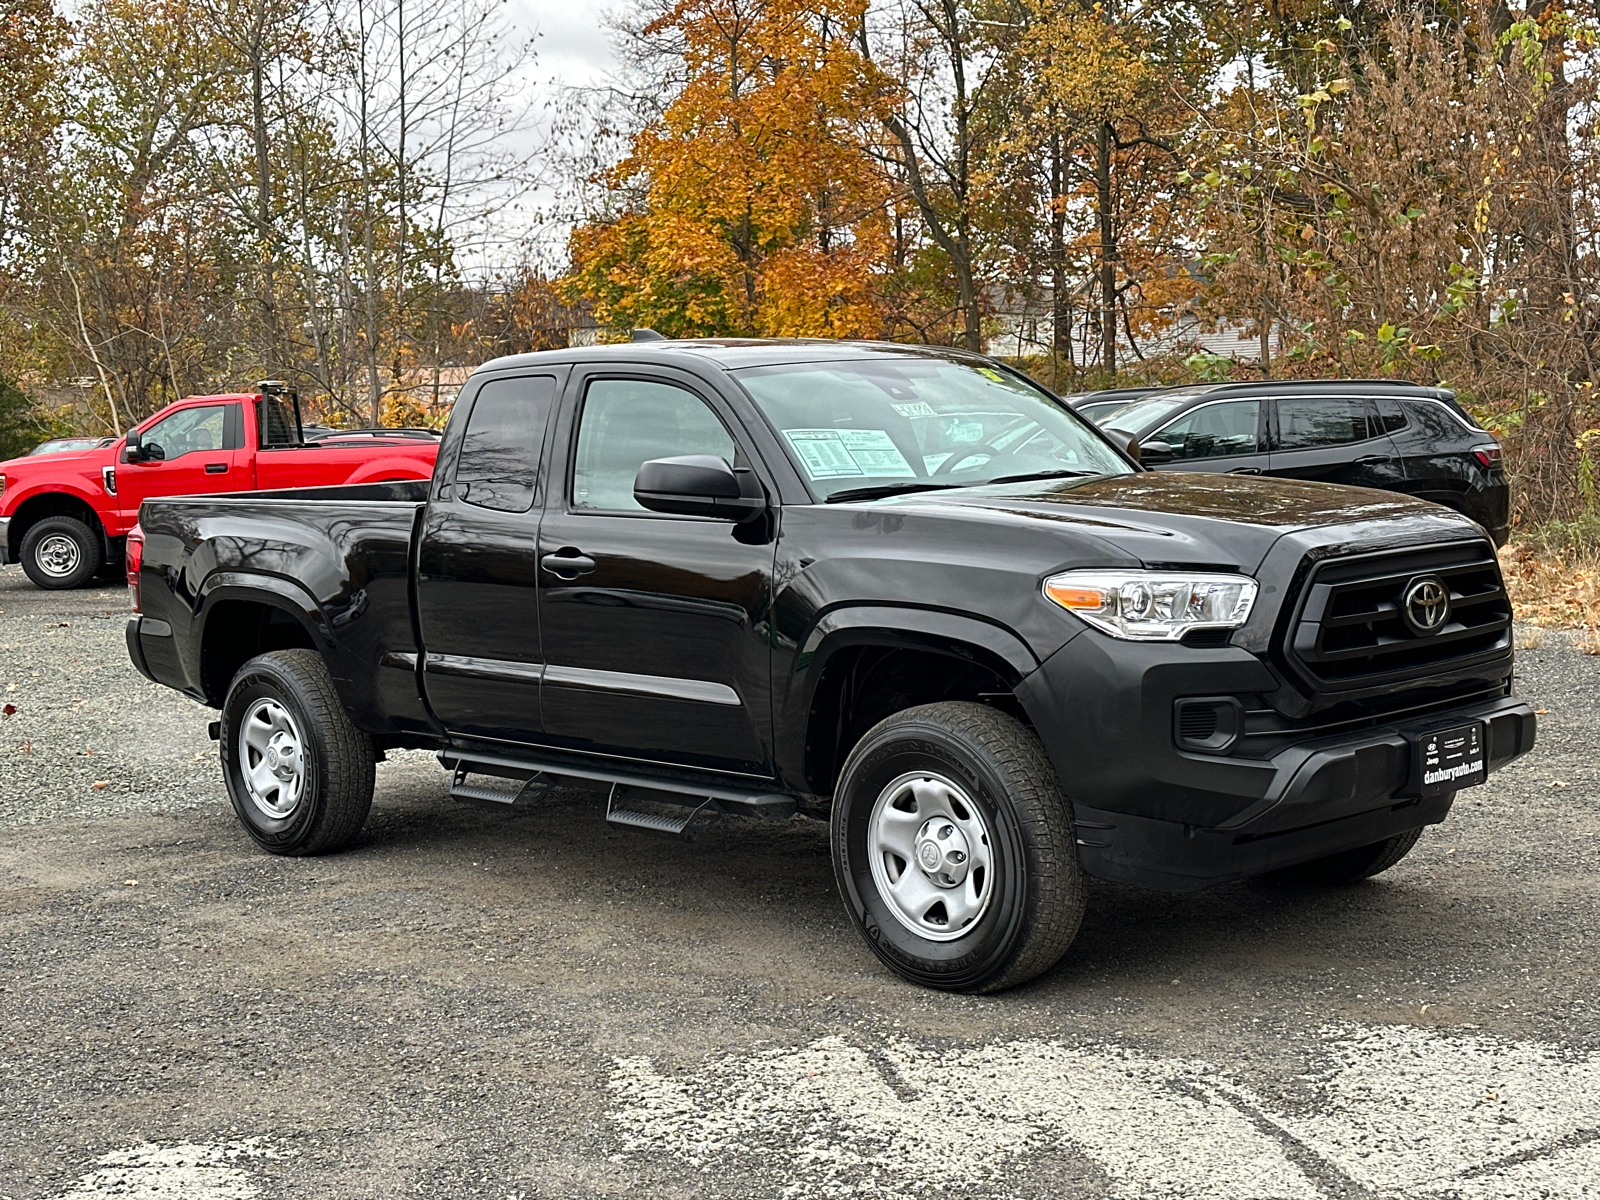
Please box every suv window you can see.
[573,379,736,512]
[1276,398,1372,448]
[1153,400,1260,460]
[139,404,229,461]
[455,375,557,514]
[1374,397,1408,434]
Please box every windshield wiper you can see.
[823,481,967,503]
[980,469,1100,486]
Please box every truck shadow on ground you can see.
[348,782,1507,1002]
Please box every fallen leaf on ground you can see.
[91,780,108,790]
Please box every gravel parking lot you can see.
[1,564,1597,1199]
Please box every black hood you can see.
[872,471,1479,574]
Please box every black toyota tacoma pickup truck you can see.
[126,340,1536,992]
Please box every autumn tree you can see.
[1189,0,1600,520]
[566,0,900,339]
[1001,0,1211,376]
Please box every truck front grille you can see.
[1286,542,1511,688]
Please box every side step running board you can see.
[448,764,552,807]
[439,747,798,840]
[604,786,719,840]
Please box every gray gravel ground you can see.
[1,564,1597,1199]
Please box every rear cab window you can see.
[454,375,558,513]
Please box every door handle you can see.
[540,551,596,578]
[204,463,228,474]
[1353,454,1391,465]
[1229,467,1263,475]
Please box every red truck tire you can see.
[19,515,101,590]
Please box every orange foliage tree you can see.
[564,0,899,339]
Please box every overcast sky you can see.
[509,0,619,89]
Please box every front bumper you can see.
[1016,635,1535,892]
[0,516,10,564]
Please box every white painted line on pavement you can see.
[48,1140,278,1200]
[608,1024,1600,1198]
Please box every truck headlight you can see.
[1043,570,1258,640]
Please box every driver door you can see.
[535,368,777,775]
[1145,399,1268,475]
[117,403,247,525]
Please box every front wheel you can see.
[220,649,375,856]
[831,702,1085,993]
[19,515,101,590]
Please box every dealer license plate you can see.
[1413,722,1487,797]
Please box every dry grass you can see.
[1499,541,1600,652]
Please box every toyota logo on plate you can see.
[1401,575,1451,636]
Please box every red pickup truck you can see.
[0,384,439,589]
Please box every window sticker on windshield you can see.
[890,400,938,419]
[976,367,1005,382]
[784,429,916,479]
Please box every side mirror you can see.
[1104,426,1143,464]
[634,455,766,522]
[124,429,144,462]
[1138,439,1175,466]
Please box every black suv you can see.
[1099,381,1510,545]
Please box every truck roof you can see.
[476,338,987,374]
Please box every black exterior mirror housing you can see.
[124,429,145,462]
[1139,439,1175,466]
[634,455,766,521]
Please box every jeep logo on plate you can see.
[1401,575,1451,636]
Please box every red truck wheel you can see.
[19,516,101,590]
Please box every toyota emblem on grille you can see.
[1402,576,1451,636]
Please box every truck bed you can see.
[132,482,431,735]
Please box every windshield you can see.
[1098,391,1208,435]
[733,358,1132,500]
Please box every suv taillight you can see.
[1471,444,1503,470]
[126,524,144,612]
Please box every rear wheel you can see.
[1263,827,1424,886]
[220,649,375,856]
[19,515,100,590]
[831,702,1084,993]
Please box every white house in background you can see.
[983,287,1280,365]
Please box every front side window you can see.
[1154,400,1261,460]
[734,357,1130,499]
[573,379,736,512]
[139,405,228,461]
[455,375,557,513]
[1276,398,1372,448]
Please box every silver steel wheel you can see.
[34,533,82,578]
[238,698,307,821]
[867,770,995,942]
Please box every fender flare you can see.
[794,604,1039,684]
[197,573,333,653]
[782,605,1042,796]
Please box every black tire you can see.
[19,515,101,590]
[1262,827,1424,886]
[220,649,375,856]
[831,701,1085,993]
